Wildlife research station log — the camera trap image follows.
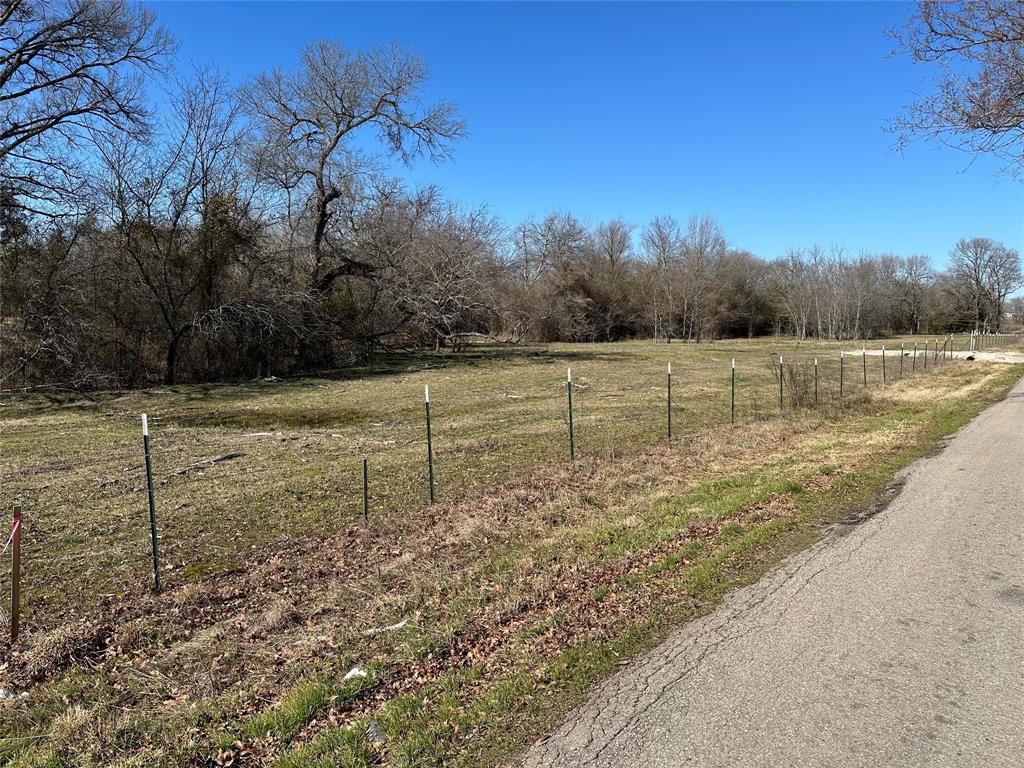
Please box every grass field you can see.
[1,336,1022,767]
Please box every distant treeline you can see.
[1,1,1021,389]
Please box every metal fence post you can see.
[900,342,904,378]
[567,367,575,460]
[778,355,784,411]
[731,358,736,424]
[882,345,887,384]
[814,357,819,404]
[141,414,161,593]
[667,362,672,441]
[10,504,21,641]
[362,457,369,521]
[862,347,867,387]
[839,350,844,400]
[424,386,435,504]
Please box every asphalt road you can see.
[526,376,1024,768]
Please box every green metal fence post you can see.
[814,357,819,404]
[900,342,904,378]
[839,350,844,400]
[362,457,369,521]
[667,362,672,441]
[567,367,575,460]
[731,358,736,424]
[882,345,887,384]
[141,414,161,593]
[778,355,784,411]
[862,347,867,387]
[424,385,435,504]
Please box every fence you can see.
[950,330,1024,353]
[2,334,1017,638]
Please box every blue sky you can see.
[152,1,1023,267]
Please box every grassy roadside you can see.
[0,343,1020,768]
[266,365,1023,768]
[0,338,906,627]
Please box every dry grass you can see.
[0,339,1020,767]
[22,623,107,681]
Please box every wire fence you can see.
[951,330,1024,353]
[2,333,1021,636]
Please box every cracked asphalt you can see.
[526,376,1024,768]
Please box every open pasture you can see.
[0,338,1021,767]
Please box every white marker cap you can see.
[732,358,735,369]
[424,384,430,403]
[567,367,572,382]
[141,413,149,436]
[668,362,672,374]
[814,357,818,365]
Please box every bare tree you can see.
[947,236,1004,331]
[509,212,593,340]
[894,254,932,333]
[773,248,816,340]
[640,216,680,269]
[640,215,682,340]
[96,70,259,384]
[715,249,775,338]
[1007,295,1024,325]
[394,202,502,350]
[809,245,850,340]
[244,41,465,296]
[985,243,1022,329]
[0,0,174,213]
[593,218,633,266]
[892,1,1024,173]
[679,215,726,340]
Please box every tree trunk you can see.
[165,336,180,385]
[165,328,188,386]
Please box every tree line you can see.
[1,0,1022,388]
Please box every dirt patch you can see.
[827,475,909,537]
